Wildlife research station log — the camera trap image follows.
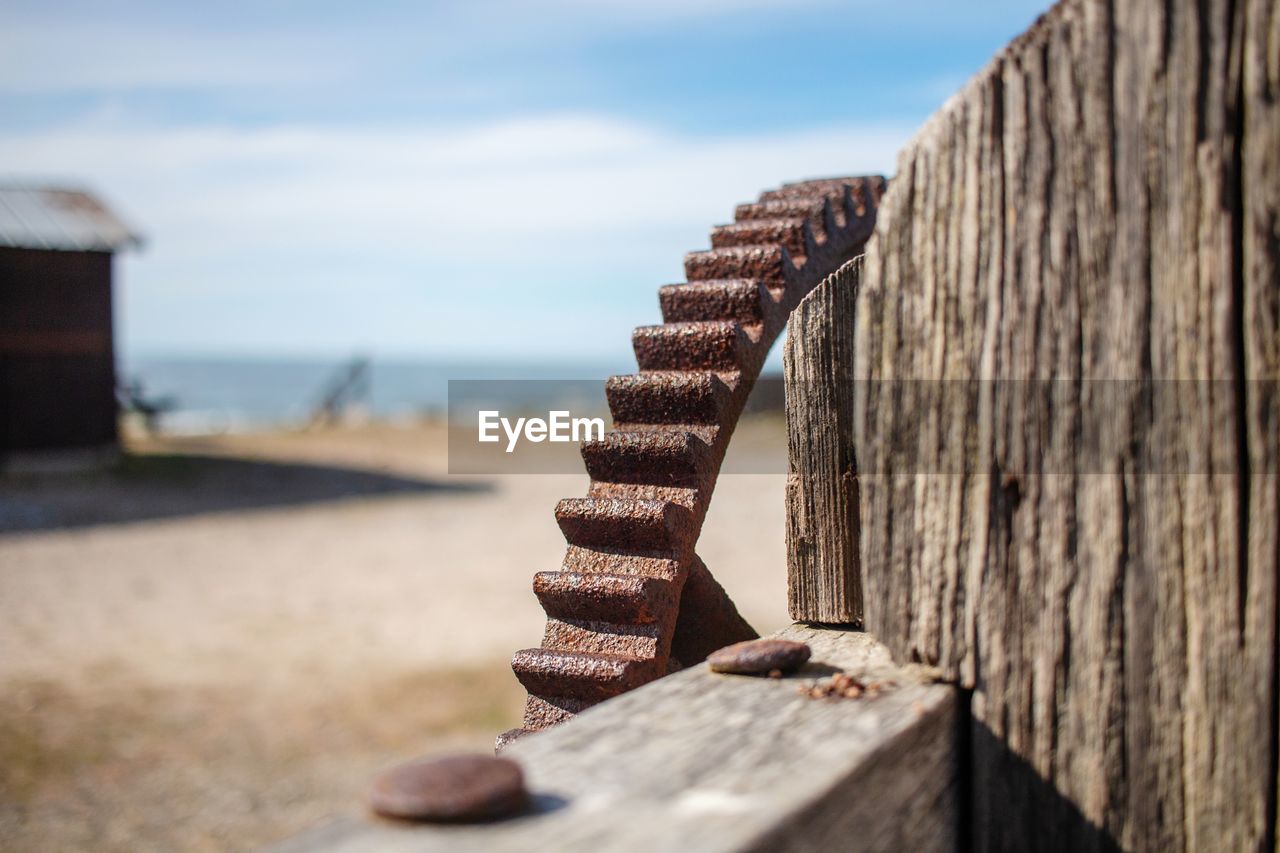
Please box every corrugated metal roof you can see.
[0,184,142,252]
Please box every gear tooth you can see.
[632,321,751,372]
[511,648,657,702]
[758,175,874,202]
[520,695,591,730]
[533,570,680,624]
[734,197,826,225]
[658,279,770,325]
[605,371,732,426]
[711,218,809,256]
[684,245,791,288]
[561,547,684,581]
[581,430,711,489]
[541,618,662,658]
[554,497,694,553]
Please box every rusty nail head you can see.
[368,753,529,823]
[707,638,811,675]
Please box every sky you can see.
[0,0,1050,365]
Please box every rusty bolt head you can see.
[368,753,528,823]
[707,638,811,676]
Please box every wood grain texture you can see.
[834,0,1280,849]
[1243,0,1280,843]
[275,626,959,853]
[785,258,863,624]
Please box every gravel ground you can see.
[0,419,790,851]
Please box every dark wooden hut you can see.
[0,185,141,460]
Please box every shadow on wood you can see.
[969,715,1121,853]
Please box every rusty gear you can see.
[505,176,885,740]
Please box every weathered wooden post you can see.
[786,0,1280,848]
[784,258,863,624]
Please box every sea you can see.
[119,355,625,434]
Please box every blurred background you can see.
[0,1,1046,849]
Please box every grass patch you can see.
[0,662,524,850]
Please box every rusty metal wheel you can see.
[502,176,885,746]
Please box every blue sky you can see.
[1,0,1049,364]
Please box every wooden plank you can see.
[785,259,863,624]
[816,0,1280,849]
[1241,0,1280,844]
[274,626,960,853]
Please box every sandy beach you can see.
[0,418,790,851]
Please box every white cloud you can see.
[0,0,1043,96]
[0,23,352,92]
[0,1,831,95]
[0,114,904,247]
[525,0,835,22]
[0,114,910,356]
